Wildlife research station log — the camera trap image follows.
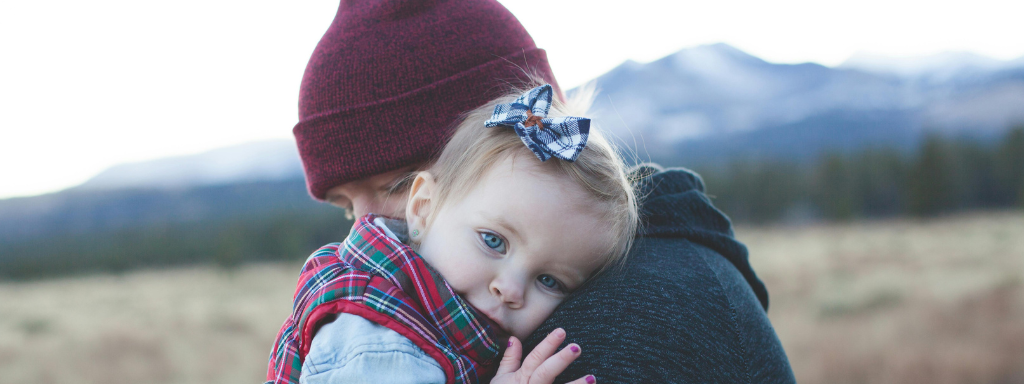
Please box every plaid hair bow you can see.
[484,84,591,162]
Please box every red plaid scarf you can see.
[266,214,506,384]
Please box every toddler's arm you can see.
[300,313,446,384]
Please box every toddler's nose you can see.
[491,280,524,309]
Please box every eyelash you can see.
[537,275,568,294]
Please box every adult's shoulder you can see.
[526,163,794,383]
[631,163,768,309]
[600,235,793,382]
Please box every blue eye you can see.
[480,232,506,254]
[538,275,561,290]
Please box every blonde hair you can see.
[426,83,639,271]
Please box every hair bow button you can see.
[524,111,545,130]
[483,84,591,162]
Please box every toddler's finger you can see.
[530,343,583,384]
[520,328,566,376]
[564,374,597,384]
[494,336,521,376]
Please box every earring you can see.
[411,229,420,238]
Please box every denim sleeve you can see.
[300,313,447,384]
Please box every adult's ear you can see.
[405,171,436,243]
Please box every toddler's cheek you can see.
[517,304,561,339]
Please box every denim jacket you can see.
[300,313,446,384]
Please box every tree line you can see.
[696,127,1024,224]
[0,208,352,280]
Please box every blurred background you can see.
[1,0,1023,383]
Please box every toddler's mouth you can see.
[475,307,511,339]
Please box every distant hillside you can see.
[587,43,1024,166]
[0,177,318,244]
[0,140,327,279]
[76,140,303,191]
[0,178,352,279]
[839,51,1024,82]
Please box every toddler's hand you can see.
[490,328,596,384]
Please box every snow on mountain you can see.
[586,43,1024,163]
[839,51,1021,82]
[590,44,905,151]
[76,140,303,191]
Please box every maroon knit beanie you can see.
[294,0,561,200]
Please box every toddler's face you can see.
[407,154,614,340]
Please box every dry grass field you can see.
[742,211,1024,384]
[1,212,1022,384]
[0,265,299,384]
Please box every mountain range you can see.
[52,43,1024,192]
[3,44,1024,273]
[588,43,1024,164]
[75,140,303,191]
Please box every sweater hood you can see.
[632,164,769,310]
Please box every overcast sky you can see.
[1,0,1022,199]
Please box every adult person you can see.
[291,0,796,382]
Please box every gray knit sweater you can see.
[523,165,795,383]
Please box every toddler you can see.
[267,84,638,384]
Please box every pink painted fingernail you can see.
[507,339,513,347]
[585,375,596,384]
[570,344,580,353]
